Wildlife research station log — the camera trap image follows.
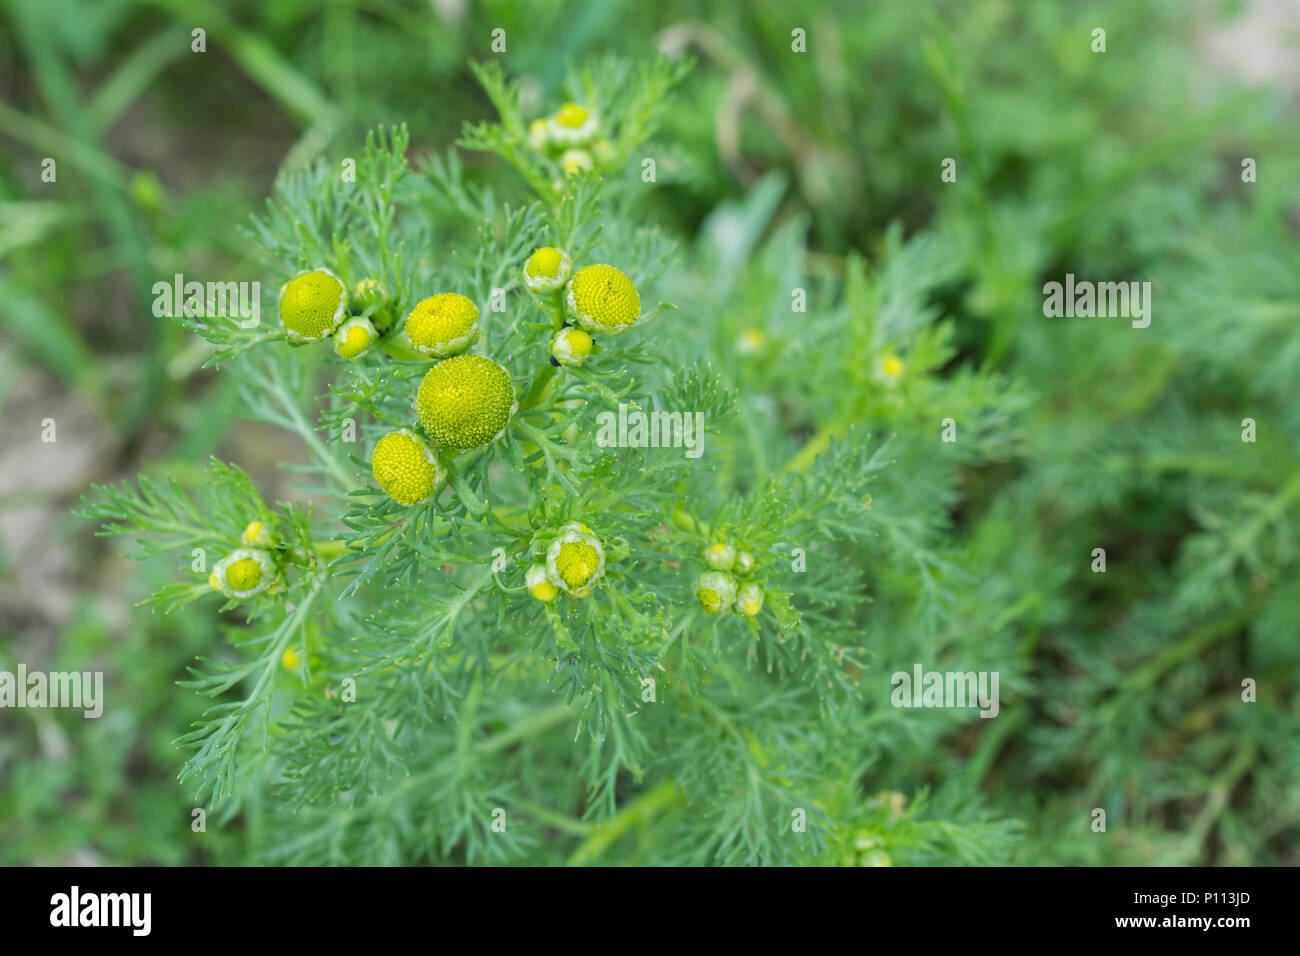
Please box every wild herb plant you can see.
[78,58,1019,864]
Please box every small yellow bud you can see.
[334,316,376,360]
[734,583,764,617]
[528,118,551,150]
[210,549,277,600]
[370,429,445,506]
[278,269,346,343]
[566,264,641,335]
[880,353,905,384]
[524,246,572,295]
[738,329,766,356]
[403,293,480,358]
[351,278,386,313]
[526,564,558,602]
[591,138,616,164]
[545,522,606,597]
[561,149,593,176]
[241,520,273,548]
[550,103,596,145]
[281,646,302,670]
[555,103,589,128]
[550,327,593,367]
[415,354,517,450]
[704,542,736,571]
[696,571,737,614]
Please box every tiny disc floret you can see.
[278,268,346,343]
[523,246,572,295]
[566,264,641,334]
[371,429,445,506]
[415,354,517,450]
[403,293,480,358]
[545,522,606,598]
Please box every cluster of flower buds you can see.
[208,521,284,603]
[523,246,641,369]
[277,269,387,361]
[525,102,614,182]
[695,540,764,618]
[366,288,518,506]
[526,522,608,602]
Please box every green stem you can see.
[519,363,558,411]
[441,453,488,514]
[566,779,683,866]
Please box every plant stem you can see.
[519,363,558,411]
[566,779,683,866]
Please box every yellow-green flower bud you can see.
[523,246,572,295]
[526,563,558,602]
[528,118,551,151]
[548,102,597,146]
[241,520,274,548]
[351,277,386,313]
[334,316,377,360]
[403,293,480,358]
[561,149,593,177]
[696,571,737,614]
[566,264,641,335]
[281,646,302,670]
[738,328,766,356]
[880,353,904,385]
[550,327,593,367]
[734,550,756,576]
[415,354,517,450]
[734,583,764,617]
[545,522,606,598]
[211,548,277,600]
[591,138,616,164]
[704,542,736,571]
[278,268,346,343]
[370,429,445,506]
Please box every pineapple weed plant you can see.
[84,57,1035,866]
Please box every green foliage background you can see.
[1,0,1297,865]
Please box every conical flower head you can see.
[403,293,480,358]
[415,354,517,450]
[278,268,346,343]
[371,429,445,506]
[566,264,640,334]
